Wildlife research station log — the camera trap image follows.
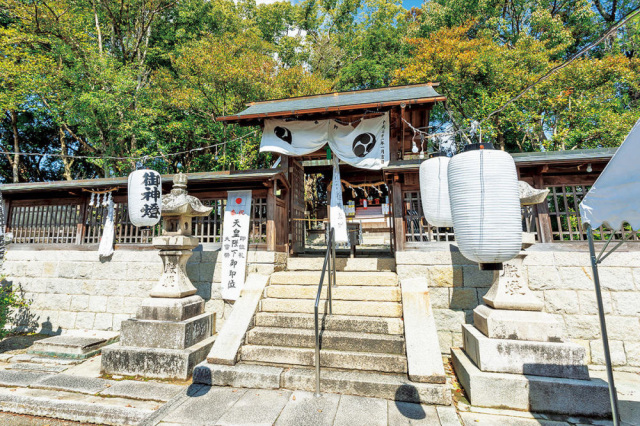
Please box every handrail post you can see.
[332,234,337,288]
[314,228,337,397]
[314,302,320,397]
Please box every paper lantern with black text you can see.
[128,169,162,227]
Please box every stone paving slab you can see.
[0,370,52,388]
[29,334,118,359]
[99,380,183,402]
[388,401,442,425]
[215,389,292,426]
[274,390,341,426]
[333,394,387,426]
[161,386,248,424]
[0,387,156,426]
[436,406,463,426]
[459,412,569,425]
[30,357,83,366]
[8,363,68,373]
[31,374,109,395]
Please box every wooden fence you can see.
[403,186,639,244]
[6,197,269,247]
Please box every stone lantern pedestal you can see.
[102,174,216,380]
[451,233,612,417]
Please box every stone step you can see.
[246,327,406,354]
[192,362,451,405]
[265,285,401,302]
[239,345,407,374]
[0,386,155,425]
[286,257,396,272]
[260,298,403,318]
[269,271,398,286]
[28,332,120,360]
[254,312,404,335]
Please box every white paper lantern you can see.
[448,144,521,266]
[128,169,162,227]
[419,154,453,228]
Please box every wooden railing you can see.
[7,197,269,247]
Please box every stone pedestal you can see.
[101,296,215,380]
[452,246,612,418]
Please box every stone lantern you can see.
[102,174,217,380]
[150,173,213,298]
[451,181,611,417]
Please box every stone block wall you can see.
[0,245,285,335]
[396,245,640,372]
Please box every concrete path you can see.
[143,385,461,426]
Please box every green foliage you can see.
[0,275,29,340]
[1,0,639,183]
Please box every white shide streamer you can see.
[448,148,521,264]
[419,156,453,228]
[98,193,115,259]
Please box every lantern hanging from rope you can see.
[128,169,162,227]
[448,143,521,268]
[419,153,453,228]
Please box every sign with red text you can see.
[220,190,252,300]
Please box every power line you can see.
[0,130,259,161]
[481,5,640,123]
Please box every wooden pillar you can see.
[534,172,553,243]
[392,175,405,252]
[76,196,89,245]
[266,181,276,251]
[2,197,11,234]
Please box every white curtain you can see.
[260,113,390,170]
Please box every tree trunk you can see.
[60,127,74,180]
[10,110,19,183]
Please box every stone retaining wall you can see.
[0,245,285,335]
[396,244,640,372]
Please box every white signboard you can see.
[260,113,390,170]
[221,190,252,300]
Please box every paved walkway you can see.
[142,385,461,426]
[0,350,638,425]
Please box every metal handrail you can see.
[314,227,336,397]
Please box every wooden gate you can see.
[290,159,306,254]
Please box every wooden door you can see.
[290,159,305,254]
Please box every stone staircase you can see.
[194,256,451,405]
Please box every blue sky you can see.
[265,0,425,11]
[402,0,424,10]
